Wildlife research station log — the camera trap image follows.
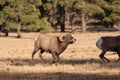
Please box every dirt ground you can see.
[0,31,120,80]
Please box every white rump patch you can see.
[96,38,103,49]
[34,35,38,42]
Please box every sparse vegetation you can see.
[0,0,120,79]
[0,32,120,79]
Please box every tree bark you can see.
[70,12,76,32]
[81,13,87,33]
[65,10,70,28]
[81,1,87,33]
[17,24,22,38]
[60,15,65,32]
[5,29,9,36]
[60,23,65,32]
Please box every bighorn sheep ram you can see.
[96,36,120,62]
[32,33,76,64]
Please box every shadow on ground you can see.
[1,58,120,80]
[1,58,120,68]
[0,72,120,80]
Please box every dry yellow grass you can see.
[0,32,120,80]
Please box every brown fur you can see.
[32,34,76,65]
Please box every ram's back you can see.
[35,34,59,52]
[96,36,118,51]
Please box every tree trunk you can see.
[60,15,65,32]
[110,22,114,28]
[65,10,70,28]
[49,16,57,31]
[53,16,57,31]
[70,12,76,32]
[81,13,87,33]
[81,1,87,33]
[17,24,22,38]
[60,23,65,32]
[5,29,9,36]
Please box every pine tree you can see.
[73,0,104,32]
[0,0,51,37]
[101,0,120,27]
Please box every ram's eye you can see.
[62,36,65,39]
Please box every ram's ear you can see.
[59,34,66,42]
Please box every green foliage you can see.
[0,11,5,24]
[21,15,39,23]
[38,17,51,33]
[44,3,53,10]
[103,17,112,22]
[23,24,39,31]
[30,0,42,7]
[102,0,120,23]
[0,0,48,33]
[62,0,75,10]
[24,17,51,33]
[0,0,120,33]
[4,22,18,30]
[110,13,120,21]
[82,4,104,16]
[43,0,58,16]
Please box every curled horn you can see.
[59,33,66,42]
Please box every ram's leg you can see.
[51,53,59,65]
[99,50,110,63]
[39,50,45,62]
[32,48,39,60]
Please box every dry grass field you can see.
[0,31,120,80]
